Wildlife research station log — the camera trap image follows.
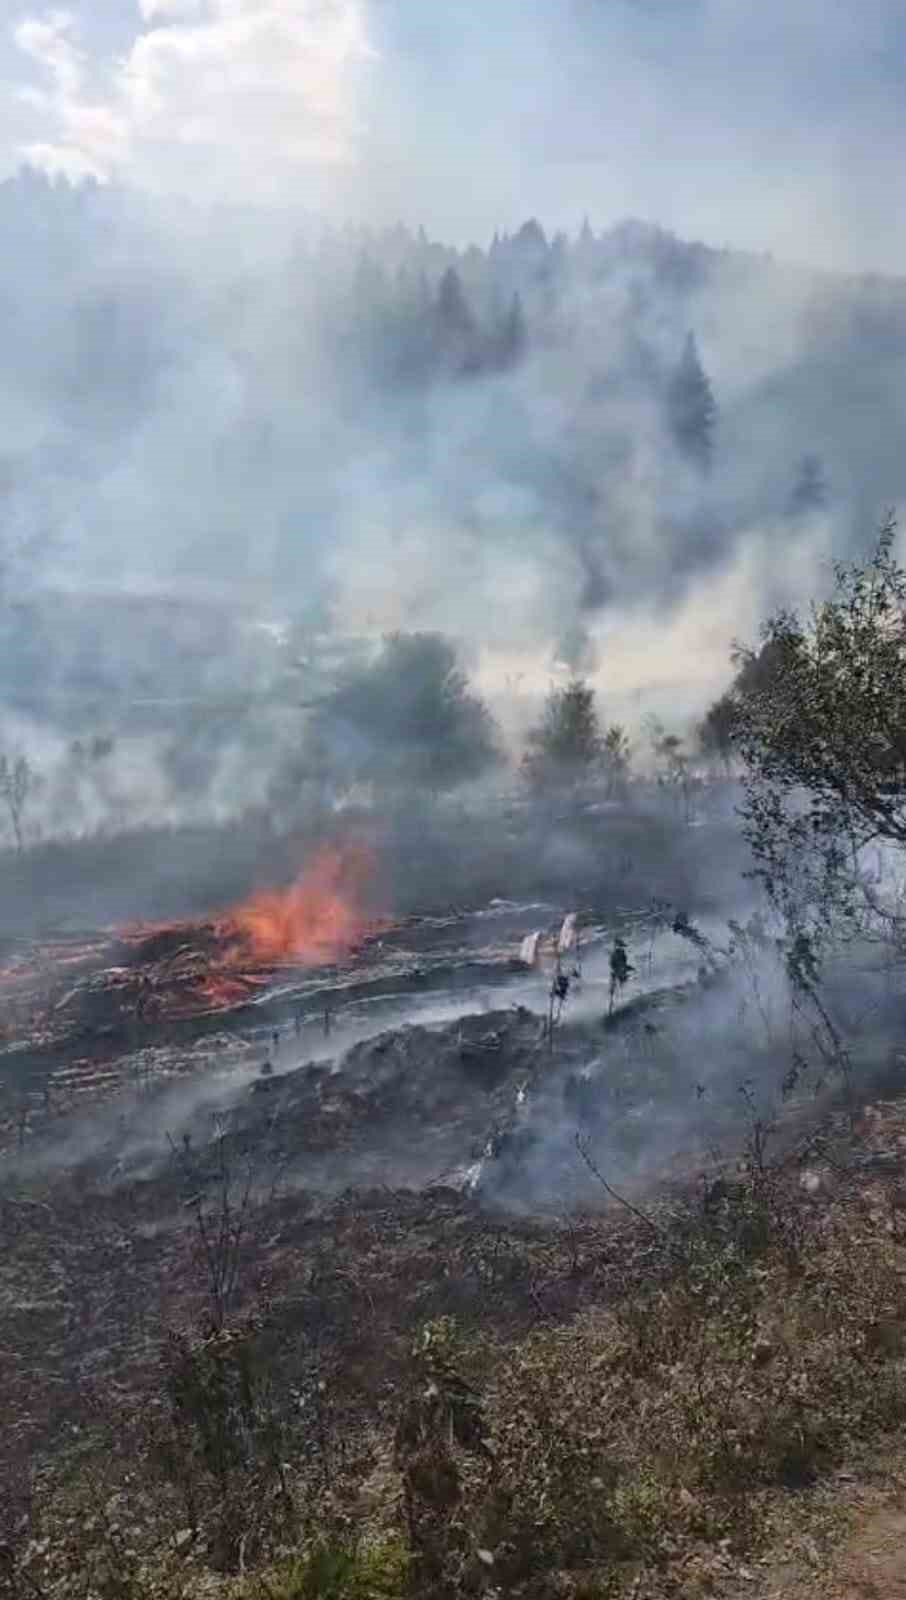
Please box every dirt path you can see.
[722,1449,906,1598]
[831,1508,906,1597]
[759,1509,906,1598]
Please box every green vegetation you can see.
[522,678,603,791]
[734,517,906,938]
[317,632,502,796]
[246,1537,410,1600]
[667,330,717,475]
[521,678,633,798]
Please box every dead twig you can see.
[575,1133,664,1239]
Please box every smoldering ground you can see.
[4,889,900,1222]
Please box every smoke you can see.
[11,1,902,266]
[0,185,889,842]
[1,4,906,846]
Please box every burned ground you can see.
[6,1076,906,1598]
[4,842,906,1597]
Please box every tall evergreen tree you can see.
[549,230,569,279]
[576,216,595,270]
[667,331,717,474]
[392,265,433,383]
[514,218,548,253]
[788,453,828,517]
[497,291,527,368]
[433,266,478,374]
[435,266,474,340]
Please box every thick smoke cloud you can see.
[2,4,906,842]
[0,175,903,840]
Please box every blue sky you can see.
[3,0,906,270]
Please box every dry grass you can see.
[385,1160,906,1596]
[7,1104,906,1598]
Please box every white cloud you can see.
[8,0,906,270]
[14,10,83,100]
[10,1,376,198]
[138,0,205,18]
[12,9,125,177]
[16,138,102,179]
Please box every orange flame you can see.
[223,842,379,968]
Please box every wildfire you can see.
[222,841,379,967]
[0,842,385,1065]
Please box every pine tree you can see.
[392,266,433,383]
[577,216,595,264]
[433,266,477,374]
[497,291,527,368]
[351,250,390,370]
[353,249,387,310]
[435,267,474,340]
[514,218,548,254]
[549,231,569,279]
[788,453,828,517]
[667,331,716,474]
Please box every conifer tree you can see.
[497,291,527,368]
[667,331,717,473]
[433,266,477,374]
[788,453,828,517]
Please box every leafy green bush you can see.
[250,1537,410,1600]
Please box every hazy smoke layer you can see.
[0,170,905,837]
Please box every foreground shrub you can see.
[247,1536,410,1600]
[447,1178,906,1593]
